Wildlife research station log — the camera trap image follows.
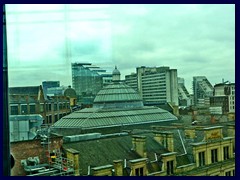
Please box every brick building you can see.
[10,134,63,176]
[9,85,71,125]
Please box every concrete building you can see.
[192,76,213,107]
[52,67,178,136]
[210,82,235,115]
[71,62,112,105]
[178,77,191,107]
[125,66,179,107]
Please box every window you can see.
[49,115,52,124]
[135,167,144,176]
[48,104,52,111]
[29,104,36,114]
[223,146,230,160]
[166,160,174,175]
[233,170,235,176]
[198,151,205,166]
[59,103,63,110]
[21,104,28,114]
[54,114,58,122]
[211,149,218,163]
[225,171,231,176]
[40,103,44,113]
[54,103,57,111]
[10,105,18,115]
[45,104,48,112]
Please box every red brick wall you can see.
[11,136,63,176]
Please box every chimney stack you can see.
[184,128,196,139]
[154,131,174,152]
[132,135,147,158]
[113,160,123,176]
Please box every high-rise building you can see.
[210,82,235,114]
[71,62,112,105]
[192,76,213,107]
[125,66,179,106]
[178,77,191,107]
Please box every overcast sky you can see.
[6,4,235,93]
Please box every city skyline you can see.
[6,4,235,92]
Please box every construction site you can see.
[13,126,76,176]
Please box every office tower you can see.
[125,66,179,106]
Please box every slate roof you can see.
[9,86,40,95]
[9,95,38,104]
[62,121,234,175]
[63,132,168,175]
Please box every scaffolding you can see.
[22,125,75,176]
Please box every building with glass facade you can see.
[192,76,213,107]
[42,81,60,99]
[71,62,112,105]
[178,77,192,107]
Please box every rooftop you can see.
[52,106,177,129]
[9,86,41,95]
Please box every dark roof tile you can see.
[9,86,40,95]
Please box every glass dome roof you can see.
[93,83,143,109]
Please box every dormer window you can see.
[166,160,174,175]
[135,167,144,176]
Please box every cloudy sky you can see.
[6,4,235,93]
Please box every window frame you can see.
[211,148,218,163]
[166,160,174,175]
[198,151,205,167]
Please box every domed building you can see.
[64,86,77,107]
[52,67,178,135]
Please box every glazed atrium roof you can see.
[53,106,177,129]
[93,83,143,109]
[52,67,177,129]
